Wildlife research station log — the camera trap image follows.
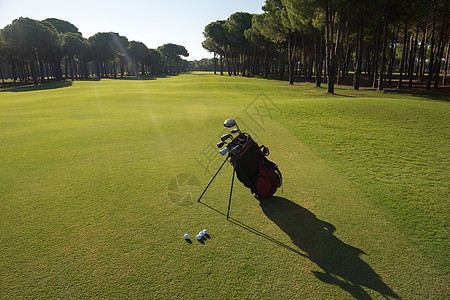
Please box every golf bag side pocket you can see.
[256,158,282,199]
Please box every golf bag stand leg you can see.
[197,156,229,203]
[226,163,236,220]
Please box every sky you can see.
[0,0,265,61]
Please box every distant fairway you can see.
[0,73,448,298]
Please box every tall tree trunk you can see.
[353,13,363,90]
[20,60,25,81]
[214,52,217,75]
[65,58,69,79]
[416,23,425,78]
[46,62,51,80]
[55,53,61,81]
[372,25,381,88]
[38,54,45,84]
[426,9,436,91]
[11,62,17,83]
[443,39,450,85]
[378,21,388,91]
[288,30,296,85]
[343,30,351,78]
[70,56,75,80]
[264,41,269,77]
[112,60,117,79]
[388,25,399,86]
[229,49,236,76]
[336,19,347,85]
[433,15,448,88]
[419,23,429,83]
[0,65,5,87]
[18,60,25,82]
[223,41,231,76]
[96,61,101,79]
[278,43,283,78]
[30,52,38,85]
[325,1,336,94]
[397,20,409,89]
[408,22,419,87]
[314,29,321,87]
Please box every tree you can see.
[225,12,253,76]
[110,34,129,78]
[128,41,149,76]
[61,32,88,79]
[44,18,79,34]
[253,1,290,79]
[244,25,270,76]
[1,17,59,84]
[203,20,229,75]
[0,39,7,86]
[146,49,162,75]
[88,32,128,78]
[202,37,221,74]
[157,43,189,74]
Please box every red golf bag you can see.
[227,133,282,199]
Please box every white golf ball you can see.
[199,231,204,237]
[202,229,208,235]
[184,234,189,239]
[196,234,202,240]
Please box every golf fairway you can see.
[0,73,448,298]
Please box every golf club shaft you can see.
[235,123,242,134]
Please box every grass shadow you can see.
[260,196,399,299]
[383,86,450,102]
[1,80,73,92]
[115,74,179,81]
[199,197,398,298]
[198,201,306,256]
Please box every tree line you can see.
[202,0,449,93]
[0,17,190,86]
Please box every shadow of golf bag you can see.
[227,133,282,199]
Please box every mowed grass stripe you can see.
[0,73,448,298]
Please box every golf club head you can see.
[230,145,240,154]
[221,133,233,141]
[217,141,226,148]
[219,148,228,155]
[224,119,236,128]
[230,128,239,134]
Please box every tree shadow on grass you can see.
[199,197,398,299]
[1,80,73,92]
[260,196,399,299]
[383,86,450,102]
[115,74,180,81]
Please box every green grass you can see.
[0,73,448,298]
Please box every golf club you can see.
[221,133,234,141]
[230,145,240,154]
[219,148,229,155]
[224,119,241,133]
[217,141,227,148]
[230,128,239,134]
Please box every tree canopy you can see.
[202,0,449,92]
[0,17,190,85]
